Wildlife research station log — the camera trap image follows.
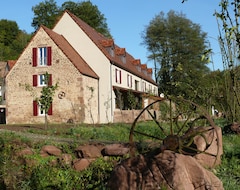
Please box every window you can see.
[33,101,52,116]
[142,81,146,92]
[108,47,114,57]
[32,47,52,66]
[39,74,46,86]
[39,47,47,66]
[120,55,126,64]
[127,74,132,88]
[115,69,121,84]
[135,80,139,91]
[38,104,45,116]
[149,84,152,93]
[33,74,52,87]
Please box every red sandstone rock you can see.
[73,158,91,171]
[40,145,62,156]
[103,144,129,156]
[108,150,223,190]
[194,126,223,168]
[75,144,102,158]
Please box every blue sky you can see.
[0,0,223,70]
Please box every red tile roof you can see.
[65,11,156,85]
[42,26,99,79]
[7,60,17,69]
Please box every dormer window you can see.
[101,39,115,57]
[141,64,147,75]
[137,66,141,72]
[107,47,114,57]
[131,59,141,72]
[115,48,126,63]
[120,55,126,64]
[147,68,153,78]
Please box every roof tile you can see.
[66,11,156,85]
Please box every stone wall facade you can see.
[6,28,99,124]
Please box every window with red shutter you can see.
[48,103,53,115]
[32,47,52,67]
[32,48,37,67]
[33,75,38,86]
[33,101,38,116]
[47,47,52,66]
[48,74,52,86]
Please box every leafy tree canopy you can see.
[32,0,111,38]
[32,0,60,31]
[0,19,31,61]
[142,10,210,102]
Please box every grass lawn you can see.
[0,120,239,189]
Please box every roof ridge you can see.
[64,11,156,85]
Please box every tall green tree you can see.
[214,0,240,123]
[142,10,210,102]
[61,1,111,38]
[36,72,58,128]
[32,0,60,30]
[0,19,31,61]
[32,0,111,38]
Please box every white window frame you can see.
[38,47,47,66]
[38,74,47,86]
[149,84,152,93]
[127,74,132,88]
[38,103,45,116]
[142,81,146,92]
[116,69,121,84]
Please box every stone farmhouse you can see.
[4,11,159,124]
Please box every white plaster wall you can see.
[111,64,158,95]
[53,13,112,123]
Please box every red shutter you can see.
[48,103,52,115]
[32,48,37,67]
[48,74,52,86]
[33,75,38,86]
[33,101,38,116]
[47,47,52,66]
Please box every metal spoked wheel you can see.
[129,96,221,166]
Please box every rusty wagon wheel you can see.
[129,96,221,166]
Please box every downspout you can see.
[110,61,113,122]
[98,79,100,123]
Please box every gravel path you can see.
[0,128,82,144]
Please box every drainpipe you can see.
[98,79,100,123]
[110,61,113,122]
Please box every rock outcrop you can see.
[108,150,224,190]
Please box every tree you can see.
[214,0,240,123]
[36,72,58,128]
[32,0,60,30]
[32,0,111,38]
[142,10,210,102]
[0,19,31,61]
[61,1,111,38]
